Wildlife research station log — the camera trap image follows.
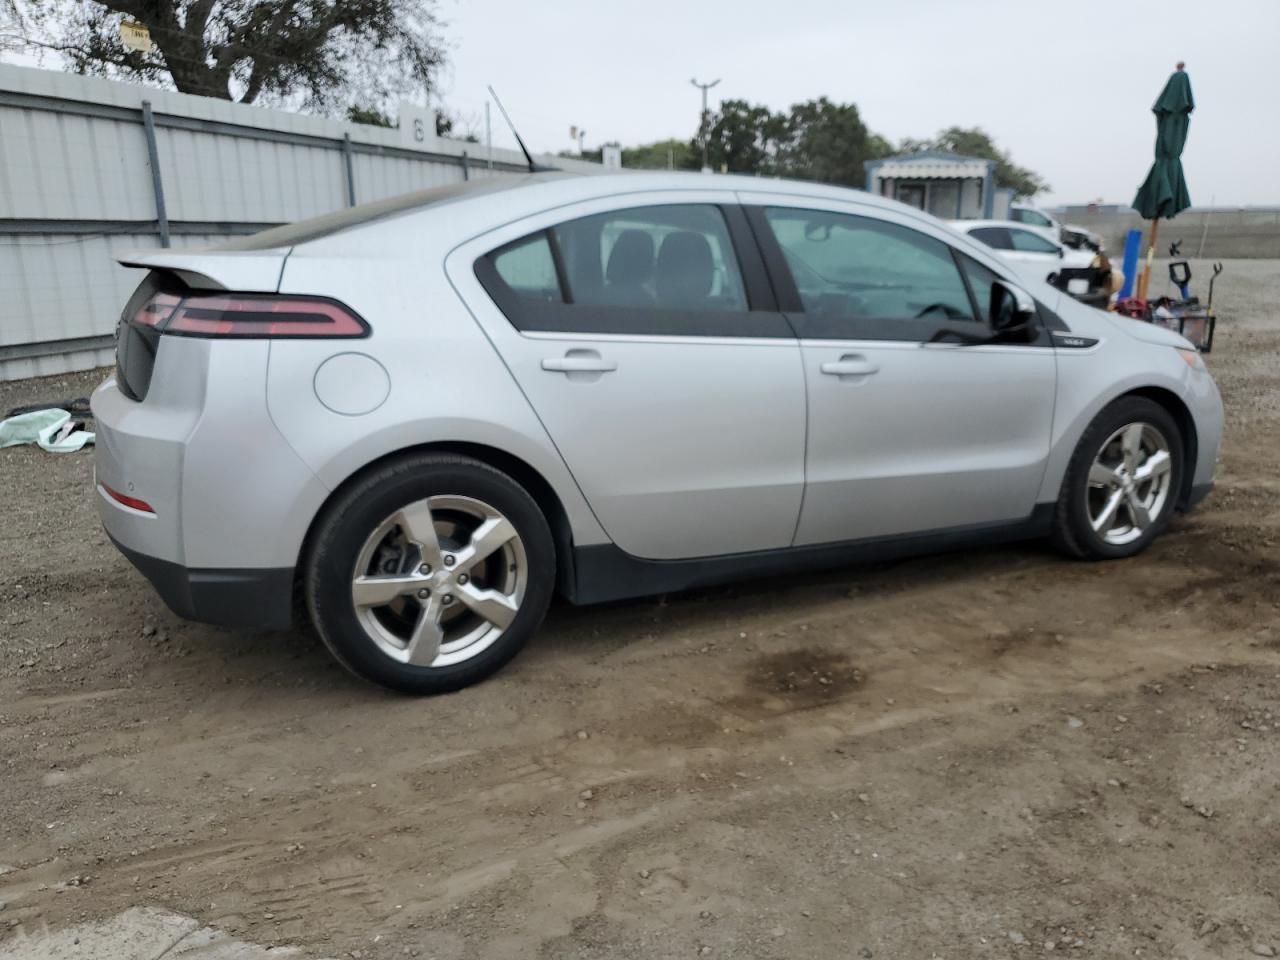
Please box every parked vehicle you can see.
[94,172,1222,694]
[1010,203,1104,252]
[951,219,1096,286]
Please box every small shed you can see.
[865,151,995,220]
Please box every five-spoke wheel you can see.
[305,454,554,693]
[1086,422,1174,546]
[1052,397,1184,560]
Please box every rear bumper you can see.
[110,533,294,630]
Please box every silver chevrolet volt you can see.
[93,172,1222,693]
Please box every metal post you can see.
[1196,194,1214,259]
[342,133,357,207]
[484,101,492,170]
[690,78,721,172]
[461,150,470,181]
[140,100,170,248]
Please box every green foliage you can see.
[900,126,1048,198]
[559,139,694,170]
[689,97,894,187]
[5,0,447,114]
[775,97,894,187]
[346,105,394,127]
[694,99,786,173]
[622,138,694,170]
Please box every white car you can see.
[1010,204,1104,253]
[93,172,1221,693]
[951,219,1095,288]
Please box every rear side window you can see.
[1008,228,1061,254]
[492,233,562,302]
[762,207,977,337]
[552,204,748,312]
[475,203,790,338]
[1014,208,1053,228]
[968,226,1013,250]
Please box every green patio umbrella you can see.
[1133,63,1194,300]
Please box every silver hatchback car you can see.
[93,172,1222,693]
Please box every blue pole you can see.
[1118,228,1142,300]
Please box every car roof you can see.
[950,219,1049,231]
[226,169,934,252]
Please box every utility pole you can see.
[690,77,720,172]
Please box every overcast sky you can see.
[438,0,1280,207]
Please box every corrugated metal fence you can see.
[0,64,598,381]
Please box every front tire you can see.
[1051,397,1184,560]
[305,453,555,694]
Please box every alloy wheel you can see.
[1086,422,1174,546]
[350,495,528,668]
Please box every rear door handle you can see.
[541,356,618,373]
[820,355,880,378]
[541,349,617,379]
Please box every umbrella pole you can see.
[1138,218,1160,301]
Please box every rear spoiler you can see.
[117,248,290,293]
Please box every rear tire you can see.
[1051,397,1184,560]
[305,453,555,694]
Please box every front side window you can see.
[763,207,977,337]
[1008,228,1061,254]
[957,253,1003,322]
[551,204,748,312]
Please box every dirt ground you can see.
[2,260,1279,960]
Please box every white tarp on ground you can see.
[0,906,327,959]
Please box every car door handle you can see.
[820,355,879,378]
[541,350,617,375]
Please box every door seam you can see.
[788,326,811,548]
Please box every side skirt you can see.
[567,504,1056,605]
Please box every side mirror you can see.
[1057,247,1065,259]
[990,280,1038,340]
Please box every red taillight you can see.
[132,292,367,339]
[100,482,156,515]
[134,291,180,327]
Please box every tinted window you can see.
[476,205,791,338]
[763,207,976,333]
[552,204,747,312]
[1008,228,1061,254]
[492,232,562,302]
[969,226,1013,250]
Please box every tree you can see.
[900,126,1048,198]
[3,0,447,114]
[693,99,785,174]
[775,97,893,188]
[689,97,893,186]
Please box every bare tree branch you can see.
[5,0,448,112]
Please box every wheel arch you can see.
[1120,386,1199,509]
[295,441,579,617]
